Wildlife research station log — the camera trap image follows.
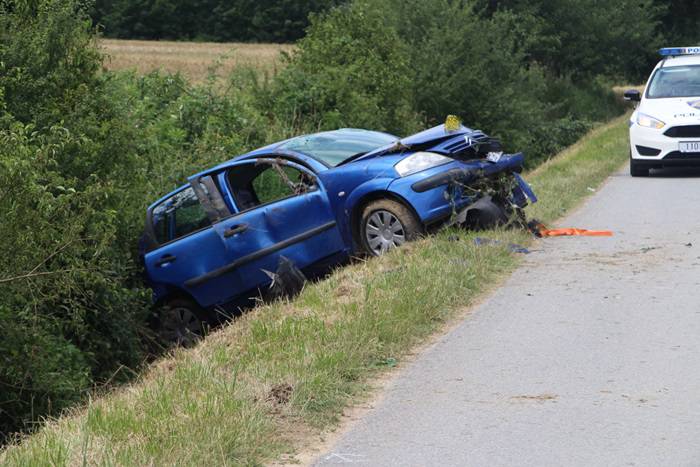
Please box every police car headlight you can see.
[395,152,451,177]
[636,113,666,129]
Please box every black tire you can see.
[463,198,510,230]
[630,154,650,177]
[157,299,208,348]
[359,199,421,256]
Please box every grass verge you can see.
[0,114,630,466]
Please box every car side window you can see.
[152,186,211,244]
[228,162,317,211]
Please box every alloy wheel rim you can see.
[365,210,406,255]
[160,307,202,346]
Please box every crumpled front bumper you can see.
[387,153,537,224]
[411,152,525,193]
[511,172,538,206]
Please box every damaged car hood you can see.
[350,123,497,163]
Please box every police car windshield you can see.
[278,129,397,167]
[647,65,700,98]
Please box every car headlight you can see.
[636,113,665,129]
[394,152,451,177]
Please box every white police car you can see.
[626,47,700,176]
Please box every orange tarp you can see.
[538,228,613,237]
[530,222,613,237]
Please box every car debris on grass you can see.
[473,237,531,254]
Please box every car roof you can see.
[206,128,396,169]
[655,54,700,70]
[159,128,392,204]
[148,127,404,211]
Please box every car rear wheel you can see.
[157,299,207,347]
[630,154,650,177]
[360,199,421,256]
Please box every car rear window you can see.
[151,186,211,244]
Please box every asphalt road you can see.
[314,166,700,467]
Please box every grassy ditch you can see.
[0,114,630,466]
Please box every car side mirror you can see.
[624,89,641,102]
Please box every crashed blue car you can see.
[141,121,536,343]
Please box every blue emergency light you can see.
[659,47,700,57]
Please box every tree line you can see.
[91,0,343,42]
[92,0,699,49]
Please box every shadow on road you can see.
[648,167,700,178]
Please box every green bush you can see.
[268,0,420,135]
[383,1,553,153]
[0,5,292,442]
[0,306,89,439]
[0,0,150,439]
[268,0,625,162]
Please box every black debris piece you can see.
[474,237,530,254]
[527,219,546,237]
[262,256,307,300]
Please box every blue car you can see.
[141,121,536,343]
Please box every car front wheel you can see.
[630,153,650,177]
[360,199,421,256]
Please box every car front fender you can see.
[338,177,397,248]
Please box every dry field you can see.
[100,39,294,82]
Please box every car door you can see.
[143,178,244,308]
[183,158,346,299]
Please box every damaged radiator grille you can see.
[439,133,502,159]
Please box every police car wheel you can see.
[630,153,649,177]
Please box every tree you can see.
[475,0,663,82]
[656,0,700,45]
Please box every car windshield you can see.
[647,65,700,98]
[278,129,398,167]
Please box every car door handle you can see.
[224,223,249,238]
[155,254,177,267]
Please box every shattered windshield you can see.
[278,129,397,167]
[647,65,700,98]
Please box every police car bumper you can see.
[630,124,700,166]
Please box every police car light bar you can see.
[659,47,700,57]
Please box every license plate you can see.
[486,151,503,162]
[679,141,700,153]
